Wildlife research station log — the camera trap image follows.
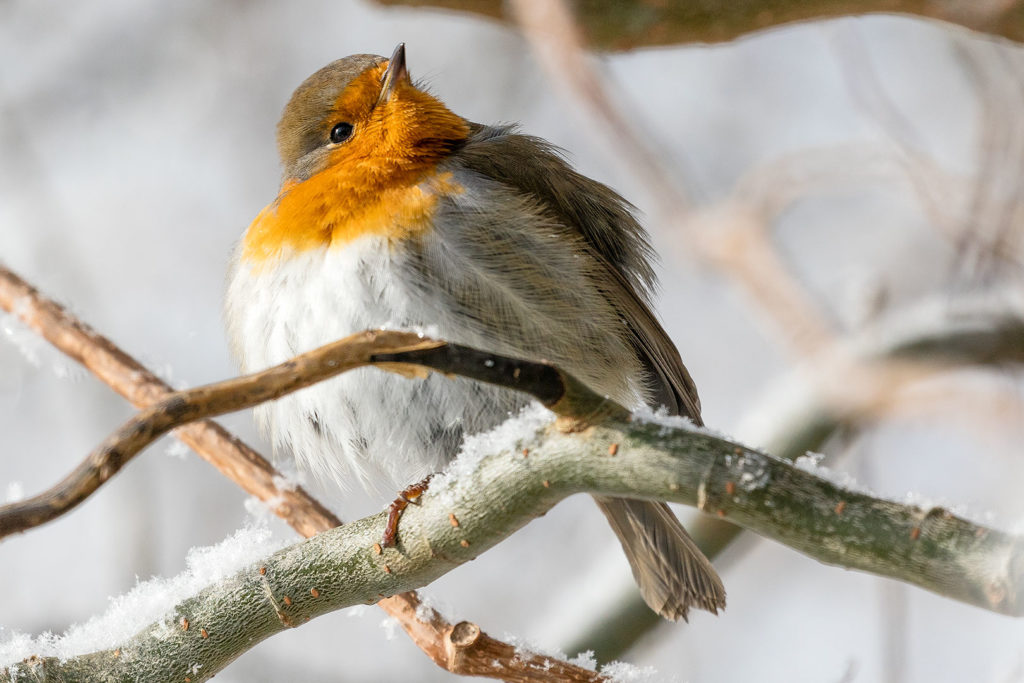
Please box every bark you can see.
[3,342,1020,681]
[3,266,1020,681]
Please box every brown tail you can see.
[593,496,726,621]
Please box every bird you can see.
[225,44,725,621]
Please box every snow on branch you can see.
[1,321,1021,680]
[563,289,1024,662]
[0,265,602,683]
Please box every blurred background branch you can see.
[3,0,1023,680]
[566,290,1024,660]
[379,0,1024,47]
[486,0,1024,665]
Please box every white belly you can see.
[225,236,521,496]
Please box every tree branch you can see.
[5,266,1021,679]
[0,266,340,537]
[0,327,606,541]
[564,292,1024,660]
[3,357,1018,681]
[0,265,603,682]
[376,0,1024,47]
[0,328,445,539]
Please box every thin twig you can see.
[0,329,444,538]
[508,0,692,212]
[951,39,1024,276]
[0,266,340,537]
[0,325,596,539]
[0,265,603,682]
[513,3,1020,421]
[510,0,840,358]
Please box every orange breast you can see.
[241,167,462,265]
[242,62,471,266]
[241,63,468,266]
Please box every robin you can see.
[225,44,725,621]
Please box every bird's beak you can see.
[376,43,409,107]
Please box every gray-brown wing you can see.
[601,264,702,422]
[454,124,702,422]
[445,126,725,623]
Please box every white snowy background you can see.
[1,1,1023,681]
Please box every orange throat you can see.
[242,72,469,265]
[241,166,462,264]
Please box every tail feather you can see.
[593,496,726,621]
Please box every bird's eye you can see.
[330,122,353,144]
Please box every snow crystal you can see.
[0,308,82,379]
[241,468,307,520]
[163,433,191,460]
[599,660,664,682]
[1,310,41,367]
[501,635,662,680]
[502,634,600,673]
[430,404,553,506]
[793,455,1007,530]
[4,481,24,503]
[901,491,1001,529]
[567,650,597,670]
[345,605,369,618]
[271,471,302,492]
[378,616,399,640]
[726,451,771,492]
[409,591,453,624]
[413,600,436,623]
[900,489,940,511]
[381,322,441,340]
[243,494,288,522]
[629,405,695,432]
[0,522,285,665]
[794,452,873,495]
[630,404,741,445]
[793,451,825,469]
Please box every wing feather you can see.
[444,125,725,622]
[453,124,702,421]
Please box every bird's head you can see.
[275,44,470,183]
